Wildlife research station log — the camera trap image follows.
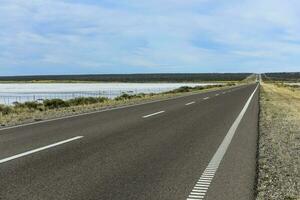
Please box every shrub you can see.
[68,97,94,106]
[115,93,133,101]
[13,101,42,111]
[24,101,42,110]
[0,105,13,115]
[94,97,108,103]
[226,83,236,86]
[13,101,43,111]
[13,102,26,109]
[115,93,147,101]
[135,93,146,98]
[68,96,108,106]
[193,86,205,90]
[175,86,193,92]
[43,99,69,109]
[166,86,193,94]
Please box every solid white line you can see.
[186,85,258,200]
[185,101,195,106]
[142,111,165,118]
[0,136,83,164]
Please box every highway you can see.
[0,83,259,200]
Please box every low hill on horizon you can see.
[0,73,251,83]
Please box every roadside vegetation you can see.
[0,83,231,127]
[257,83,300,200]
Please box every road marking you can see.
[215,94,219,96]
[186,85,258,200]
[185,101,195,106]
[142,111,165,118]
[222,92,226,94]
[0,136,83,164]
[203,97,209,100]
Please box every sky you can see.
[0,0,300,75]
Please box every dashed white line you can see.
[185,101,195,106]
[203,97,209,100]
[0,136,83,164]
[142,111,165,118]
[186,85,258,200]
[215,94,219,96]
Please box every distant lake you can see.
[0,83,219,105]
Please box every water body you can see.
[0,83,219,105]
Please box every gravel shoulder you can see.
[257,83,300,200]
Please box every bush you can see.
[43,99,69,109]
[0,105,13,115]
[68,97,95,106]
[135,93,146,98]
[13,102,26,109]
[115,93,133,101]
[226,83,236,86]
[166,86,193,94]
[114,93,147,101]
[68,97,108,106]
[25,101,42,109]
[193,86,205,90]
[13,101,43,111]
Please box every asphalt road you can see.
[0,84,259,200]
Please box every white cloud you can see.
[0,0,300,74]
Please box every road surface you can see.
[0,84,259,200]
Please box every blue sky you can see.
[0,0,300,75]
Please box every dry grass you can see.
[257,83,300,200]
